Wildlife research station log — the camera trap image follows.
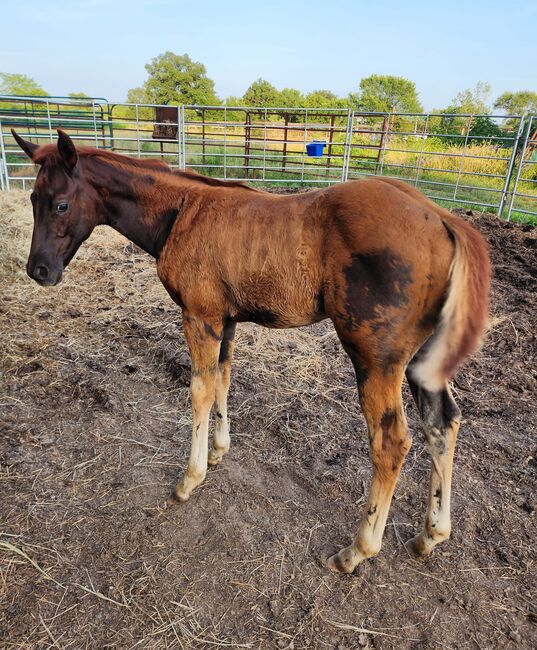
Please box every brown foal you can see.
[13,129,491,574]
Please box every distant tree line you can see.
[2,54,537,138]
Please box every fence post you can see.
[0,120,9,191]
[46,99,53,142]
[341,109,354,182]
[177,105,182,169]
[92,102,99,147]
[499,116,526,219]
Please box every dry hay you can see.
[0,190,536,649]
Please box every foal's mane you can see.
[34,144,258,191]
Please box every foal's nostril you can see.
[34,265,49,280]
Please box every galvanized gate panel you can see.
[1,95,536,222]
[344,111,525,216]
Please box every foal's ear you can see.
[11,129,39,160]
[57,129,78,171]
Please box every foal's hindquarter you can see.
[156,178,462,573]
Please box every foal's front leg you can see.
[173,312,222,502]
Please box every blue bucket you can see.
[306,140,326,157]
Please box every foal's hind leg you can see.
[327,363,412,574]
[209,321,236,466]
[406,371,461,556]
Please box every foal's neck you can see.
[86,156,186,259]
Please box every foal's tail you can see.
[411,210,492,392]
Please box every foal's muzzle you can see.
[27,260,63,286]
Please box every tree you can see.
[305,90,346,110]
[126,86,149,104]
[279,87,304,109]
[494,91,537,116]
[449,81,491,114]
[434,82,494,140]
[113,87,152,121]
[349,75,423,113]
[242,79,280,107]
[0,72,48,97]
[224,95,243,107]
[467,116,504,143]
[143,52,220,105]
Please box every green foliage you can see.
[305,90,347,110]
[349,75,423,113]
[111,87,152,123]
[224,95,243,107]
[242,79,281,107]
[68,92,91,99]
[126,86,149,104]
[0,72,48,97]
[279,87,304,109]
[467,116,504,142]
[494,91,537,116]
[143,52,220,106]
[430,83,497,143]
[447,81,492,115]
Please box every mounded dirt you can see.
[0,190,536,649]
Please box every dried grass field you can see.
[1,189,536,649]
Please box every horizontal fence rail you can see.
[0,95,535,222]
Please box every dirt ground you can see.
[1,189,536,649]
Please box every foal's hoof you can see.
[326,548,357,575]
[208,449,225,466]
[170,481,191,504]
[167,492,188,506]
[407,533,432,558]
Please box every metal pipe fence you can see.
[506,115,537,221]
[0,95,535,222]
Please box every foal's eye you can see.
[56,202,69,213]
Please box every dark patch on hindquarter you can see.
[341,249,413,330]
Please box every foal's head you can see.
[13,129,102,286]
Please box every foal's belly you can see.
[234,306,326,328]
[230,277,326,328]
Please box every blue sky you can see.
[1,0,535,109]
